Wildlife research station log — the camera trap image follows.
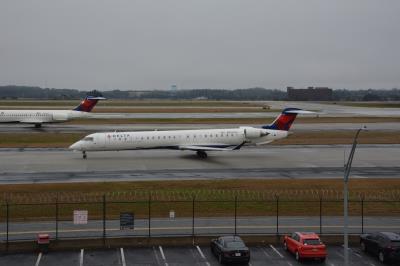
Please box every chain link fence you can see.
[1,195,399,246]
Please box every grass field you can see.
[0,130,398,148]
[0,179,399,220]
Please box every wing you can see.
[19,119,44,124]
[179,142,246,151]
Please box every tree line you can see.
[0,85,399,101]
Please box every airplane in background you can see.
[0,95,105,128]
[70,108,313,159]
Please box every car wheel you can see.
[295,251,301,261]
[379,251,385,263]
[283,241,288,251]
[360,241,366,252]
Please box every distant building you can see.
[287,87,333,101]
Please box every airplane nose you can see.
[69,141,81,150]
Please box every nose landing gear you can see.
[196,150,208,159]
[82,151,87,159]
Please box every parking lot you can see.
[0,244,389,266]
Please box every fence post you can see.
[55,197,59,240]
[234,195,237,236]
[361,198,364,234]
[148,195,151,238]
[6,201,9,252]
[276,196,279,236]
[192,196,195,237]
[319,197,322,235]
[102,194,106,243]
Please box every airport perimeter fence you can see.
[0,196,400,245]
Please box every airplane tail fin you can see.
[262,108,313,131]
[73,95,106,112]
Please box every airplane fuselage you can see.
[70,127,288,152]
[0,110,89,124]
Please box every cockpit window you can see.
[83,137,94,141]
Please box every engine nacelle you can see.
[52,112,69,121]
[240,127,268,139]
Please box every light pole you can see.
[343,126,366,266]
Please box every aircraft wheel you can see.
[35,123,42,128]
[196,151,208,159]
[82,151,87,159]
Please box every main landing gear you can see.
[82,151,87,159]
[34,123,42,128]
[196,150,208,159]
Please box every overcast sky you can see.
[1,0,399,90]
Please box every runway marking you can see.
[158,245,168,266]
[196,246,210,266]
[80,249,84,266]
[35,252,42,266]
[3,224,399,236]
[269,244,284,258]
[120,248,126,266]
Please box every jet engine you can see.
[240,127,269,139]
[52,113,68,121]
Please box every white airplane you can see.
[70,108,312,159]
[0,96,105,128]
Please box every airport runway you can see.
[0,145,398,184]
[1,122,400,133]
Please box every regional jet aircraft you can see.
[0,95,105,128]
[70,108,312,159]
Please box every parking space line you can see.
[335,250,344,259]
[269,244,284,258]
[80,249,84,266]
[260,246,271,258]
[159,245,166,260]
[35,252,42,266]
[120,248,126,266]
[158,246,168,266]
[195,246,210,266]
[353,251,362,258]
[196,245,206,259]
[153,246,162,265]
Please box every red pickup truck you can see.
[283,232,327,261]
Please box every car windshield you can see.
[303,239,321,245]
[225,241,245,248]
[390,241,400,247]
